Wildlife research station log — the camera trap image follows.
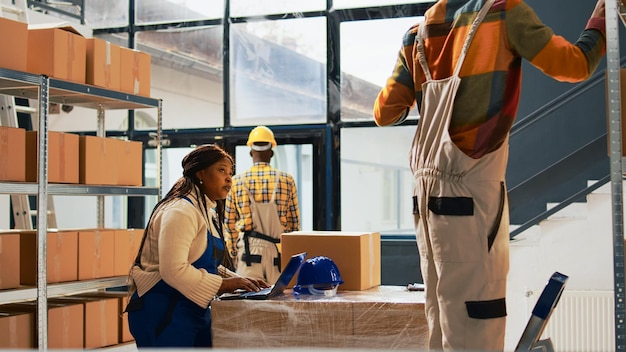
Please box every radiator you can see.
[529,290,615,352]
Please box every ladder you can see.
[515,272,569,352]
[0,96,58,229]
[0,0,56,229]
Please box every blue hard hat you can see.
[293,256,343,295]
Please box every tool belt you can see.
[242,230,281,269]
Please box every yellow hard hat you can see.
[247,126,277,151]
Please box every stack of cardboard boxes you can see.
[0,16,151,96]
[0,14,152,350]
[0,228,141,349]
[0,292,132,349]
[0,15,150,187]
[0,228,142,288]
[0,126,144,186]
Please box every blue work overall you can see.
[127,203,224,347]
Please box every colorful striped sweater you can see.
[373,0,606,158]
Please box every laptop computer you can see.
[218,252,307,300]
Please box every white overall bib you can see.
[236,174,284,283]
[411,0,509,350]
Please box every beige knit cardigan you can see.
[130,189,237,309]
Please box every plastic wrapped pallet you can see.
[211,285,427,349]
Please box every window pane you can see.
[27,1,84,25]
[230,17,326,126]
[54,195,131,228]
[230,0,325,17]
[341,126,415,234]
[340,17,421,121]
[136,0,224,24]
[234,144,313,231]
[136,26,224,130]
[85,0,129,28]
[47,106,128,132]
[335,0,432,9]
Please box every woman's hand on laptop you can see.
[219,276,270,294]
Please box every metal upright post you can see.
[97,104,105,228]
[157,99,162,199]
[605,1,626,350]
[36,75,49,351]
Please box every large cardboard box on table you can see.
[0,311,34,348]
[86,37,121,90]
[27,26,86,83]
[281,231,381,291]
[0,126,26,182]
[25,131,79,183]
[19,229,78,285]
[0,17,27,71]
[77,228,115,280]
[1,301,84,349]
[211,286,427,349]
[212,299,354,348]
[0,231,20,290]
[50,296,119,349]
[120,47,151,97]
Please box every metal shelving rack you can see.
[0,67,162,350]
[605,1,626,351]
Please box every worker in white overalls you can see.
[225,126,301,283]
[374,0,606,349]
[408,2,509,349]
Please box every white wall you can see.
[504,185,616,350]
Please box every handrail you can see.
[509,175,610,238]
[503,55,624,238]
[511,56,626,136]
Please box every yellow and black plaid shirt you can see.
[224,162,300,255]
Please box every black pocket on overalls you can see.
[466,297,507,319]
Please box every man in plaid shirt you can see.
[224,126,300,283]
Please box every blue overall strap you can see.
[181,196,223,274]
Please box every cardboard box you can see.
[19,230,78,285]
[113,228,143,276]
[51,296,119,348]
[0,17,28,71]
[1,301,84,349]
[78,229,115,280]
[0,126,26,182]
[25,131,79,184]
[212,299,353,348]
[281,231,381,291]
[114,139,143,186]
[211,286,427,349]
[79,135,118,185]
[27,27,86,83]
[120,47,151,97]
[86,38,121,90]
[0,311,34,348]
[0,232,20,289]
[77,291,134,343]
[352,300,428,348]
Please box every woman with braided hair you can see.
[126,144,269,348]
